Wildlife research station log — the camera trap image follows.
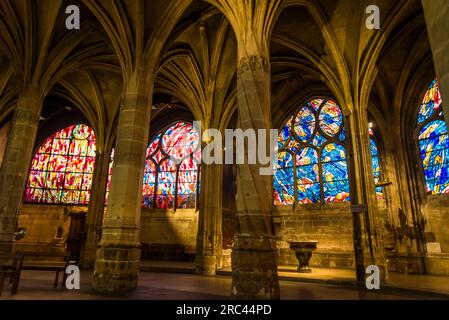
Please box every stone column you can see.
[92,71,152,293]
[231,50,279,299]
[422,0,449,130]
[195,162,223,275]
[0,87,42,253]
[346,108,388,285]
[80,149,110,268]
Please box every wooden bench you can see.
[0,253,24,296]
[147,243,185,261]
[19,252,76,288]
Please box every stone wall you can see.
[14,204,78,254]
[382,194,449,276]
[15,205,200,258]
[14,196,449,275]
[273,203,355,269]
[421,194,449,276]
[15,202,357,269]
[141,208,198,255]
[422,194,449,253]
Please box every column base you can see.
[231,247,279,300]
[195,254,217,275]
[92,245,140,294]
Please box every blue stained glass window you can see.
[418,79,442,125]
[369,128,384,199]
[279,122,291,149]
[417,80,449,195]
[294,108,316,142]
[274,98,350,205]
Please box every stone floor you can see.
[277,265,449,297]
[143,260,449,297]
[0,267,448,300]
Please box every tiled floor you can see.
[1,266,448,300]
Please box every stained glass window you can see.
[105,122,201,209]
[369,128,384,199]
[24,124,96,205]
[105,149,114,204]
[274,98,350,205]
[417,79,449,195]
[145,122,201,209]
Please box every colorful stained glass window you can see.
[145,122,200,209]
[417,79,449,195]
[274,98,350,205]
[24,124,96,205]
[369,128,384,199]
[105,149,114,204]
[105,122,201,209]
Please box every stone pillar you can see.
[195,162,223,275]
[422,0,449,130]
[0,87,42,253]
[80,149,110,268]
[346,108,388,285]
[92,71,152,293]
[231,50,279,299]
[0,122,12,167]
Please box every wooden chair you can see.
[0,253,24,296]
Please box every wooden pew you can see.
[19,252,76,288]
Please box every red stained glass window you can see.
[147,122,201,209]
[24,124,96,205]
[106,121,201,209]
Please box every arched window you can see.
[104,122,201,209]
[369,127,384,199]
[274,98,350,205]
[144,121,200,209]
[24,124,96,205]
[417,79,449,195]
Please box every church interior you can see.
[0,0,449,300]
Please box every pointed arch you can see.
[24,124,97,205]
[416,79,449,195]
[274,98,350,205]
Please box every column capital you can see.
[237,55,270,75]
[13,108,41,124]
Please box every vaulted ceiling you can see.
[0,0,434,147]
